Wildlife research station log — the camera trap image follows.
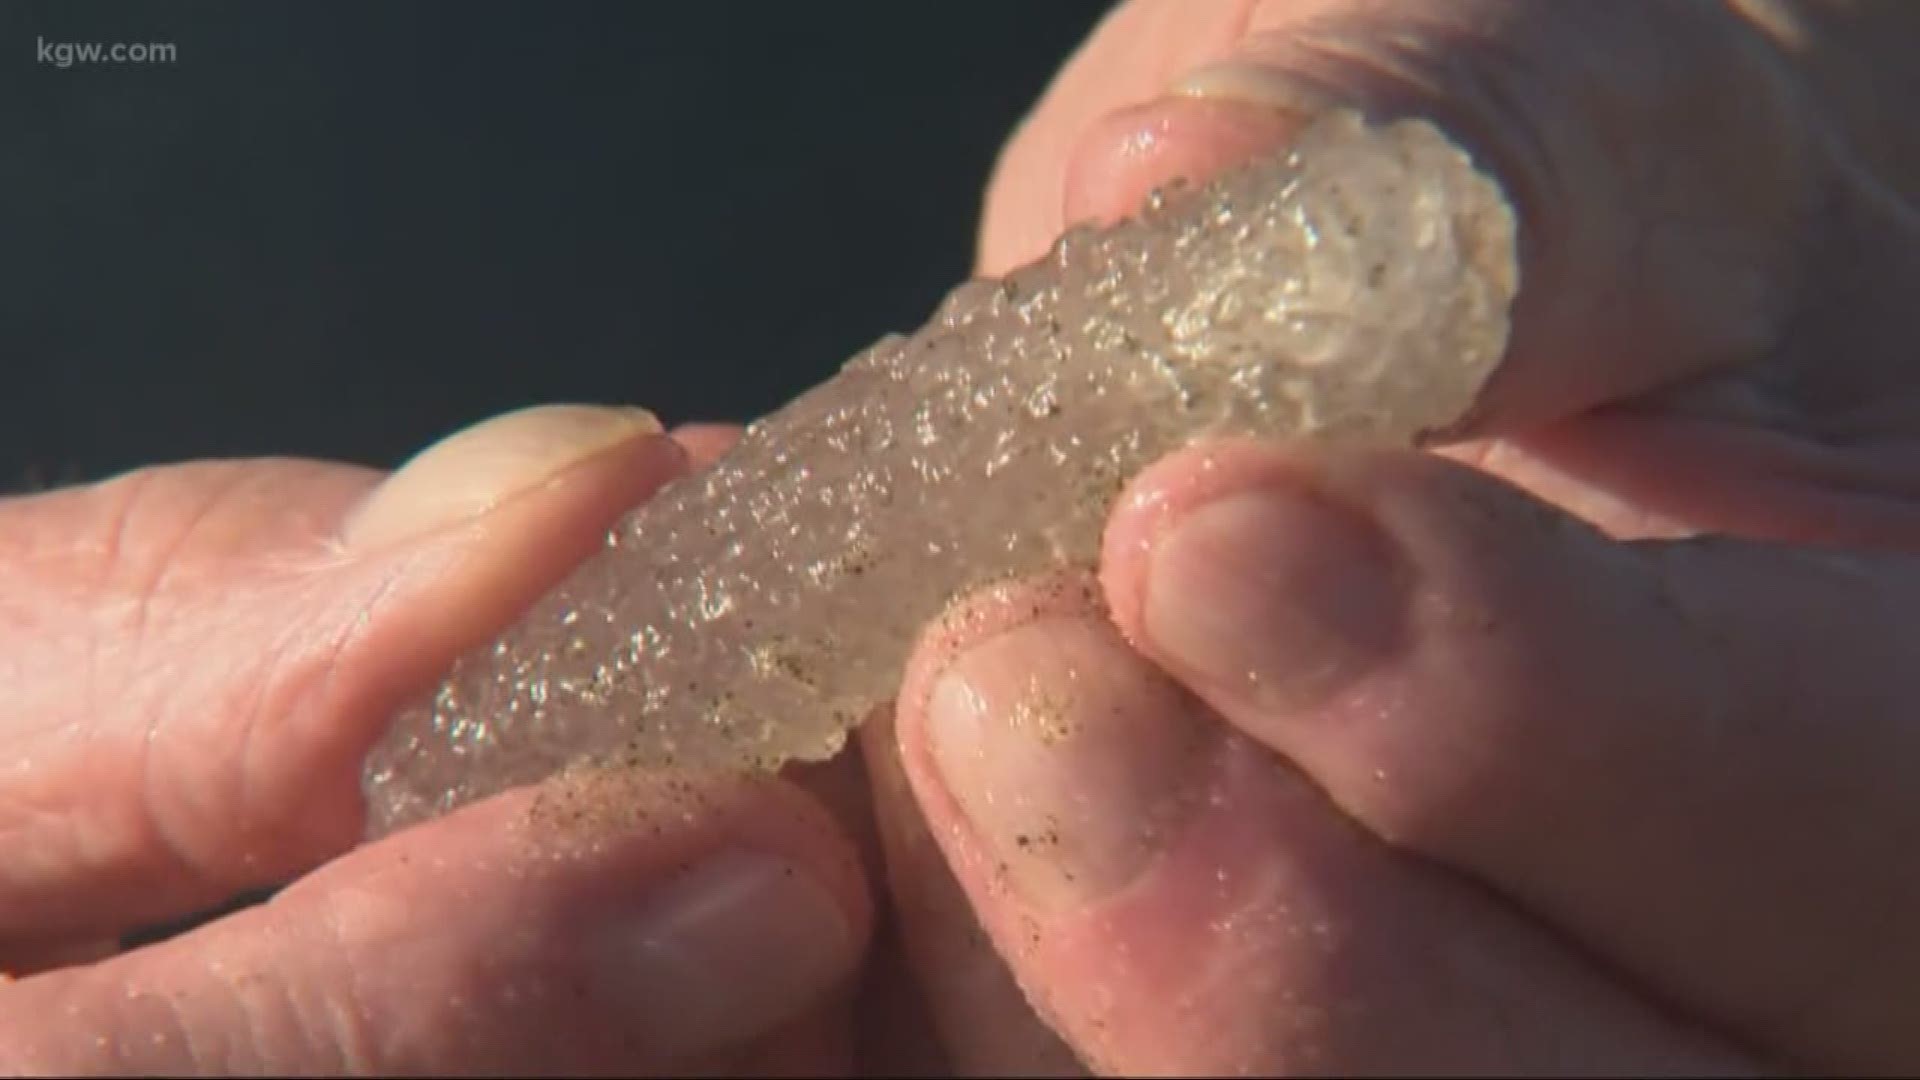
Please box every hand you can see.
[0,407,869,1075]
[872,1,1920,1074]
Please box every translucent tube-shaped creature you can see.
[361,111,1519,837]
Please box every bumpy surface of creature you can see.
[361,111,1520,838]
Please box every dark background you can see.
[0,2,1114,486]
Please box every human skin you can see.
[5,0,1920,1075]
[0,411,875,1075]
[866,0,1920,1075]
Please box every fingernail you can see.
[925,618,1213,913]
[1145,485,1403,712]
[602,850,857,1060]
[1169,59,1342,118]
[344,404,661,550]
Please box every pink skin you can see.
[10,1,1920,1074]
[890,438,1920,1073]
[0,416,872,1074]
[891,573,1753,1075]
[3,775,869,1075]
[0,430,684,940]
[878,0,1920,1075]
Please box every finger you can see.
[859,708,1086,1077]
[0,771,870,1076]
[669,422,744,471]
[892,574,1756,1075]
[776,725,958,1075]
[0,405,686,942]
[985,0,1920,442]
[976,0,1271,274]
[694,435,953,1075]
[0,935,118,978]
[1104,438,1920,1072]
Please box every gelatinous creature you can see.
[362,111,1520,837]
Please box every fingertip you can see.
[891,578,1240,1069]
[0,406,701,949]
[1116,434,1662,815]
[857,707,1084,1077]
[670,421,746,472]
[1061,95,1308,232]
[293,410,695,820]
[895,571,1112,751]
[1100,440,1339,646]
[344,404,679,553]
[511,768,875,960]
[895,571,1213,912]
[415,772,871,1072]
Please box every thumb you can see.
[889,572,1754,1074]
[0,404,686,943]
[1102,438,1920,1071]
